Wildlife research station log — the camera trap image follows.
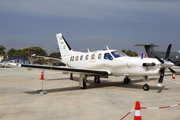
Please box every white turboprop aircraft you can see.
[5,33,175,91]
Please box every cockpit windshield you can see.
[111,51,127,58]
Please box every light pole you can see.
[27,44,32,61]
[4,43,6,62]
[47,46,50,65]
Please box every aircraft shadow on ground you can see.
[24,77,168,94]
[45,78,71,81]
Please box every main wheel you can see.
[94,76,97,83]
[81,78,87,89]
[124,78,130,84]
[97,76,101,83]
[143,84,149,91]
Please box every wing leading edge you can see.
[19,64,109,76]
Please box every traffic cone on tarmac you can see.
[134,101,142,120]
[172,73,175,79]
[40,70,44,80]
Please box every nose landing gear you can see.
[143,84,149,91]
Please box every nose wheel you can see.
[143,84,149,91]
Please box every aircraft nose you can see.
[161,60,174,68]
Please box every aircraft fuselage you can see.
[61,50,161,77]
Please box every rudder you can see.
[56,33,74,57]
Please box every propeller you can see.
[153,44,175,86]
[165,44,171,60]
[165,44,176,74]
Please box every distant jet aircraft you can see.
[5,33,175,91]
[135,44,180,67]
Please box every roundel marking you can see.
[75,56,79,61]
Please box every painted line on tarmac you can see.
[116,106,133,110]
[56,114,81,119]
[0,80,25,83]
[0,79,37,84]
[158,100,171,103]
[164,79,180,85]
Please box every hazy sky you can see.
[0,0,180,54]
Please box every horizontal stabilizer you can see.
[135,44,159,47]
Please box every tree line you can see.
[0,45,61,59]
[0,45,138,59]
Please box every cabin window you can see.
[85,55,89,60]
[80,55,83,60]
[98,53,102,59]
[91,54,95,60]
[104,53,113,60]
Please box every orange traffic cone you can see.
[40,70,44,80]
[134,101,142,120]
[172,73,175,79]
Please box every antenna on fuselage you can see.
[106,46,109,50]
[87,49,90,52]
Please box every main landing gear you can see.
[94,76,101,83]
[123,77,131,84]
[79,74,87,89]
[81,77,87,89]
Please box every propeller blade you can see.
[169,68,176,74]
[165,44,172,60]
[158,68,165,86]
[154,54,164,63]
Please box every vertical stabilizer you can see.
[56,33,74,57]
[135,44,158,57]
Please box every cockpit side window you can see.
[111,51,121,58]
[104,53,113,60]
[111,51,127,58]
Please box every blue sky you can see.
[0,0,180,54]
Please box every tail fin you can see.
[135,44,158,57]
[56,33,74,57]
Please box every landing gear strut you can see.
[143,76,149,91]
[123,77,131,84]
[81,77,87,89]
[94,76,101,83]
[79,74,87,89]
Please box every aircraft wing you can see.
[32,54,61,61]
[5,64,109,76]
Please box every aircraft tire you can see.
[94,76,97,83]
[124,78,130,84]
[143,84,149,91]
[81,78,87,89]
[97,76,101,83]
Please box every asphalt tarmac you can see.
[0,67,180,120]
